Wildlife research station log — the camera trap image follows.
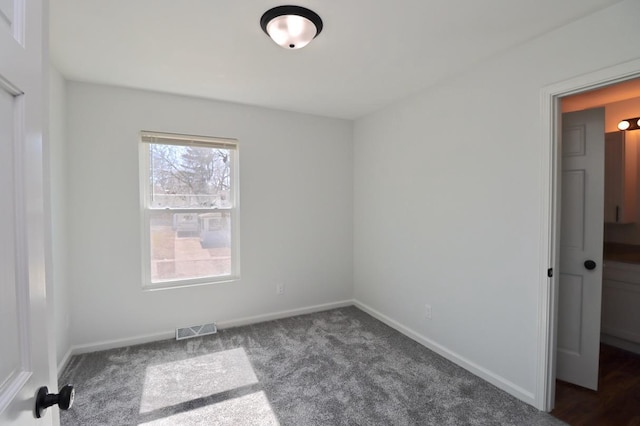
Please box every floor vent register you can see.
[176,322,218,340]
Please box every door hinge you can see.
[547,268,553,278]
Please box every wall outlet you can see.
[424,304,432,320]
[276,283,285,295]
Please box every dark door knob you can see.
[584,260,597,270]
[35,384,74,418]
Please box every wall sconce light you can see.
[260,5,323,50]
[618,117,640,131]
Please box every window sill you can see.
[142,276,239,292]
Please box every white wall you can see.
[66,82,353,347]
[49,66,70,367]
[353,0,640,406]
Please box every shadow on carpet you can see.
[59,306,564,425]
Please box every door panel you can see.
[557,273,583,355]
[562,126,586,157]
[557,108,605,391]
[560,170,585,249]
[0,0,15,32]
[0,86,24,398]
[0,0,53,424]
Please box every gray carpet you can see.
[59,307,565,425]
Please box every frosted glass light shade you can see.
[266,15,317,49]
[618,120,630,130]
[261,6,323,50]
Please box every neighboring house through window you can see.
[140,131,239,289]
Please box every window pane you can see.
[150,211,231,282]
[149,144,232,208]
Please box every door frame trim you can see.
[537,58,640,411]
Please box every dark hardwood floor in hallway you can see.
[551,344,640,425]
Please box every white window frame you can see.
[140,131,240,290]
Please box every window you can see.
[140,131,239,289]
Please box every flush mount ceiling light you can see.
[260,5,323,50]
[617,117,640,131]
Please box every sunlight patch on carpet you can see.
[140,347,258,413]
[138,391,279,426]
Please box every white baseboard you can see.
[57,347,74,377]
[353,300,536,407]
[601,333,640,355]
[68,330,176,358]
[60,299,355,369]
[215,299,354,329]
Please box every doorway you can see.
[537,59,640,413]
[551,83,640,424]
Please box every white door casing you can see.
[0,0,56,424]
[556,108,605,390]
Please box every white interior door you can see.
[0,0,56,424]
[556,107,605,390]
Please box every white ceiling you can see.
[50,0,621,120]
